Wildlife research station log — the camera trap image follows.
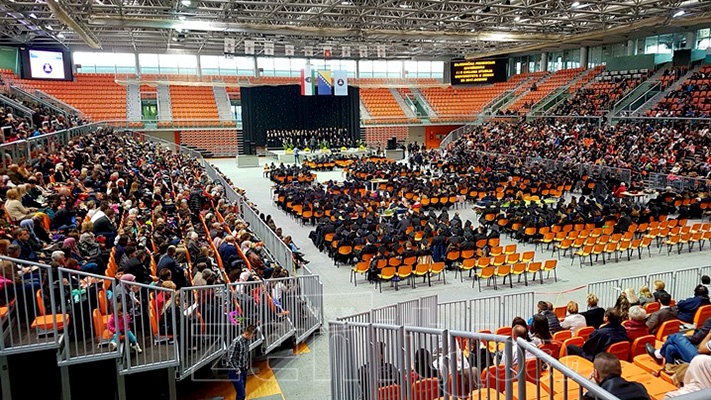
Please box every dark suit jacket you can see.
[645,307,678,335]
[583,375,651,400]
[582,323,628,359]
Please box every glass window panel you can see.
[235,56,253,69]
[72,52,97,66]
[200,55,219,68]
[404,61,418,76]
[359,60,373,73]
[372,60,387,73]
[418,61,432,73]
[139,53,159,70]
[257,57,274,69]
[698,38,711,50]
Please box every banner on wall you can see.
[317,70,332,95]
[245,40,255,55]
[324,46,332,59]
[224,38,235,54]
[377,45,386,58]
[264,42,274,56]
[359,45,368,58]
[333,70,348,96]
[285,44,295,56]
[342,46,351,58]
[301,65,315,96]
[304,46,314,57]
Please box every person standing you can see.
[227,325,257,400]
[293,146,300,164]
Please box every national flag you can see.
[301,65,314,96]
[333,70,348,96]
[317,70,332,95]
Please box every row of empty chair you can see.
[506,68,586,113]
[179,129,239,156]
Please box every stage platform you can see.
[265,148,372,163]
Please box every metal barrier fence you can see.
[0,256,64,355]
[117,280,179,374]
[338,295,438,328]
[329,321,620,400]
[239,198,295,274]
[56,268,120,365]
[177,285,228,380]
[340,293,535,334]
[588,265,711,308]
[645,172,711,192]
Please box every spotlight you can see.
[673,10,685,18]
[181,0,191,6]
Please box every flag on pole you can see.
[333,70,348,96]
[317,70,332,95]
[301,65,314,96]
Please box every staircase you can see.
[9,85,68,118]
[126,84,141,121]
[631,65,701,117]
[212,85,233,122]
[389,88,418,119]
[156,84,173,122]
[410,88,438,118]
[608,66,673,117]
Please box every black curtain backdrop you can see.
[240,84,360,154]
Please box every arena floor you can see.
[197,157,710,400]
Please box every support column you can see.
[0,356,11,400]
[196,54,202,77]
[135,53,141,77]
[167,367,177,400]
[686,31,697,49]
[539,52,548,72]
[116,364,127,400]
[253,56,259,78]
[60,365,71,400]
[580,46,589,69]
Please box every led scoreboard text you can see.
[451,59,506,85]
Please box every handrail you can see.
[9,85,69,118]
[33,89,82,115]
[617,81,662,114]
[0,94,35,119]
[611,80,658,113]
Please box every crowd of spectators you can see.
[449,119,711,178]
[649,68,711,118]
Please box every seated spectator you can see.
[411,348,437,380]
[358,342,399,399]
[677,285,711,323]
[567,308,629,361]
[581,293,606,329]
[646,292,678,335]
[623,306,649,342]
[614,294,631,321]
[638,285,655,306]
[623,288,640,306]
[532,301,562,333]
[500,324,535,367]
[646,317,711,364]
[703,275,711,293]
[664,355,711,398]
[583,352,651,400]
[561,301,587,335]
[4,188,37,222]
[530,314,554,347]
[653,280,670,301]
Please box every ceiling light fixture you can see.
[45,25,53,30]
[28,12,37,19]
[178,15,186,21]
[673,10,685,18]
[181,0,191,6]
[514,16,520,21]
[57,33,65,39]
[399,3,411,8]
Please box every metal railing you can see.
[644,172,711,193]
[239,198,295,274]
[0,94,34,120]
[587,265,711,309]
[338,292,535,335]
[9,85,70,119]
[329,321,621,400]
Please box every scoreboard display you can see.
[450,59,507,85]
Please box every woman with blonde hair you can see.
[4,188,36,222]
[638,285,655,306]
[624,288,640,305]
[561,301,587,335]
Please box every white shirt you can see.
[561,314,587,335]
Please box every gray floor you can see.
[210,157,711,399]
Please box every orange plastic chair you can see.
[655,319,681,341]
[606,341,630,362]
[576,326,594,341]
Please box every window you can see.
[697,28,711,50]
[358,60,373,78]
[73,51,136,74]
[138,53,159,74]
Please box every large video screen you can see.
[19,48,73,80]
[450,59,507,85]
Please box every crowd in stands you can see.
[450,119,711,178]
[650,66,711,118]
[266,127,353,149]
[554,78,639,116]
[0,126,304,360]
